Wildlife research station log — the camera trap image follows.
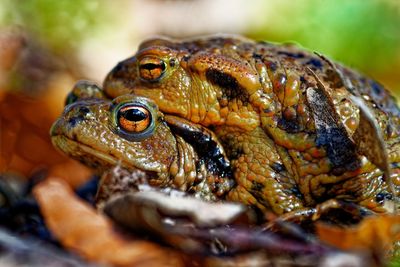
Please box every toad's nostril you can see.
[67,106,91,127]
[78,106,90,116]
[108,58,136,79]
[68,116,82,127]
[114,62,123,72]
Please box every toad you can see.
[51,86,234,202]
[103,35,400,216]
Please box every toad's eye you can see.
[138,57,166,81]
[112,99,157,141]
[118,105,151,133]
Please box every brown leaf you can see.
[104,190,246,229]
[33,178,185,267]
[47,160,93,189]
[350,95,393,193]
[0,28,26,73]
[316,214,400,253]
[305,82,360,174]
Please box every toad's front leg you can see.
[215,126,304,215]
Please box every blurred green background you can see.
[1,0,399,95]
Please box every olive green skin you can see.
[102,35,400,215]
[51,94,233,201]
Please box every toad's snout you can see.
[50,102,93,138]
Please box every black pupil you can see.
[121,108,147,122]
[141,63,165,71]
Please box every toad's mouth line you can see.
[51,134,134,171]
[51,134,160,184]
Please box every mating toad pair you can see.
[51,35,400,222]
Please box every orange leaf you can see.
[33,178,184,267]
[316,214,400,253]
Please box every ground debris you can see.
[33,178,185,267]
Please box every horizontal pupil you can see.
[141,63,165,71]
[121,108,147,121]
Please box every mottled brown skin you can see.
[103,35,400,216]
[51,94,234,201]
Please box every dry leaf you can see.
[104,190,246,229]
[33,178,184,267]
[350,95,393,194]
[316,214,400,253]
[306,69,360,174]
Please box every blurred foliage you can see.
[251,0,400,69]
[1,0,399,94]
[389,258,400,267]
[248,0,400,93]
[0,0,112,53]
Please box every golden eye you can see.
[138,57,166,81]
[111,97,158,141]
[117,105,151,133]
